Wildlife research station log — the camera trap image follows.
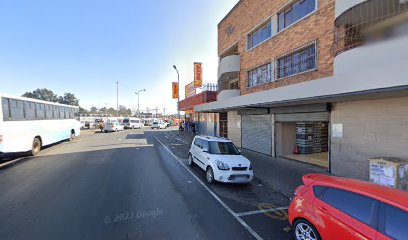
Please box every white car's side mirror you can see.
[202,148,209,153]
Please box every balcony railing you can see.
[331,0,408,56]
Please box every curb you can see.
[0,156,31,170]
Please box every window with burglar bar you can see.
[276,43,316,79]
[246,63,272,87]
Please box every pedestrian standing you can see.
[179,121,184,132]
[192,122,196,134]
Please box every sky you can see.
[0,0,239,114]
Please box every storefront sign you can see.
[172,82,179,99]
[194,62,202,87]
[332,123,343,138]
[185,82,196,98]
[185,109,194,114]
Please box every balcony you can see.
[218,55,240,83]
[332,0,408,57]
[217,89,240,101]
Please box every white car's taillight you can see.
[0,135,3,144]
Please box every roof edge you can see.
[218,0,243,27]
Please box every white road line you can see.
[236,207,289,217]
[154,136,263,240]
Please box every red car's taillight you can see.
[294,185,309,196]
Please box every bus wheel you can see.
[69,131,75,142]
[31,137,42,156]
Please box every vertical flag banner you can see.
[194,62,202,87]
[172,82,179,99]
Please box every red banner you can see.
[194,62,202,87]
[172,82,179,99]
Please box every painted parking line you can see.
[154,136,263,240]
[236,206,288,217]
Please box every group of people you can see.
[179,120,197,134]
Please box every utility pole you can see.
[172,65,180,121]
[135,89,146,118]
[116,81,119,117]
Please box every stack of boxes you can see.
[296,122,314,154]
[295,122,329,154]
[313,122,329,153]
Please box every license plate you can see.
[235,176,248,182]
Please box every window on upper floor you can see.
[247,63,272,88]
[247,20,272,50]
[278,0,316,32]
[276,43,316,79]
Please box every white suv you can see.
[188,136,253,184]
[151,121,167,129]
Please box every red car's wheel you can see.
[293,219,321,240]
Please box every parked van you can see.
[123,117,143,129]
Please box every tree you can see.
[79,106,88,114]
[58,93,79,106]
[22,88,58,102]
[107,107,116,116]
[119,105,132,116]
[90,106,98,113]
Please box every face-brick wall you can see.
[218,0,335,95]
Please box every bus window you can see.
[24,101,36,120]
[10,99,24,121]
[45,104,53,119]
[2,97,10,121]
[74,109,80,121]
[59,106,65,119]
[65,107,70,119]
[36,103,45,119]
[53,105,59,119]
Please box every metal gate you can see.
[242,115,272,155]
[275,112,330,122]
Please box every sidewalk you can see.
[162,130,328,198]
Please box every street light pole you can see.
[135,89,146,118]
[172,65,180,122]
[116,81,119,117]
[105,103,108,117]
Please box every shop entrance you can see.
[219,112,228,138]
[275,112,329,168]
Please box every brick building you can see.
[196,0,408,181]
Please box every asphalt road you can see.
[0,128,292,240]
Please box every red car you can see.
[288,173,408,240]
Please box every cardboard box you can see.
[369,157,408,190]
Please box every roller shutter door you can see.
[242,115,272,155]
[275,112,329,122]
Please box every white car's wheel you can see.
[206,167,215,184]
[188,154,194,166]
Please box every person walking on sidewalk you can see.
[179,121,184,135]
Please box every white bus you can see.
[0,94,81,156]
